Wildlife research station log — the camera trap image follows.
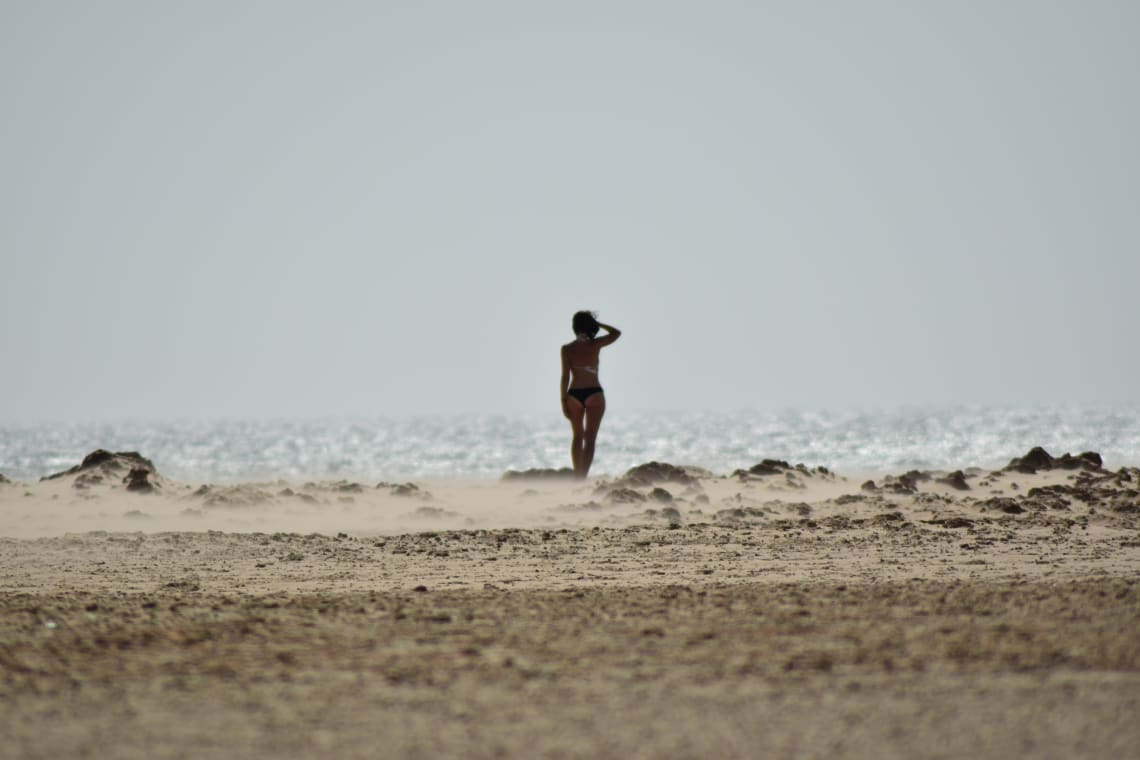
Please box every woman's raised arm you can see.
[594,322,621,347]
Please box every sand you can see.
[1,450,1138,758]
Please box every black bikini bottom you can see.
[567,387,604,404]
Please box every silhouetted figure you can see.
[560,311,621,478]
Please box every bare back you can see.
[562,339,604,389]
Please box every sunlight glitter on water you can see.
[2,407,1138,481]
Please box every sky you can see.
[2,1,1138,422]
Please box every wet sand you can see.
[1,450,1138,758]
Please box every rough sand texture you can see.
[1,451,1138,758]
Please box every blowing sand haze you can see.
[1,446,1138,758]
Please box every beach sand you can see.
[1,450,1138,758]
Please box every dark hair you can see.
[572,310,599,338]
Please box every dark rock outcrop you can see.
[123,467,156,493]
[42,450,162,493]
[1005,447,1103,475]
[878,473,917,494]
[748,459,791,476]
[1058,451,1103,470]
[620,461,698,487]
[936,470,971,491]
[732,459,833,481]
[42,449,157,482]
[1025,479,1140,513]
[1022,486,1073,511]
[1006,447,1055,474]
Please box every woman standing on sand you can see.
[561,311,621,478]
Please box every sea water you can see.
[2,406,1138,482]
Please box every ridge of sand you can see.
[2,449,1137,540]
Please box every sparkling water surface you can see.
[2,407,1138,482]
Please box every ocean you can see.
[2,406,1138,483]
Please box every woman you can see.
[561,311,621,478]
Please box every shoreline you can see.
[2,447,1138,541]
[5,406,1140,486]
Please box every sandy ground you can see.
[1,450,1138,758]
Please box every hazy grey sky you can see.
[3,2,1137,421]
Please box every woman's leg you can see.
[581,395,606,477]
[566,397,587,476]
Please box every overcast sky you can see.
[2,2,1137,422]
